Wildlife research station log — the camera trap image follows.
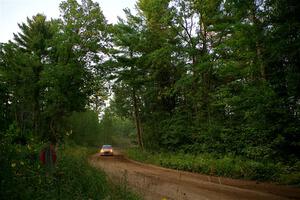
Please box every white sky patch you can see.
[0,0,136,43]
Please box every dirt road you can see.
[89,153,300,200]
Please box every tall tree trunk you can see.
[200,15,211,124]
[251,1,265,80]
[33,93,40,135]
[33,64,42,136]
[256,41,265,80]
[132,88,143,149]
[49,119,58,144]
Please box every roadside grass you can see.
[0,138,140,200]
[126,148,300,186]
[59,144,141,200]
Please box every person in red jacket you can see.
[39,143,57,168]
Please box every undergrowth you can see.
[0,132,140,200]
[126,147,300,186]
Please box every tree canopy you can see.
[0,0,299,163]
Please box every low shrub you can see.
[126,148,300,185]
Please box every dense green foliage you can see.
[98,110,136,147]
[127,148,300,185]
[67,110,103,146]
[67,109,135,147]
[0,0,109,143]
[0,0,137,199]
[110,0,300,165]
[0,131,139,200]
[1,0,299,196]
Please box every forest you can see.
[0,0,300,198]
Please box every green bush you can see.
[126,148,300,185]
[0,129,140,200]
[279,172,300,186]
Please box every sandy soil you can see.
[89,152,300,200]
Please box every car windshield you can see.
[102,145,112,149]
